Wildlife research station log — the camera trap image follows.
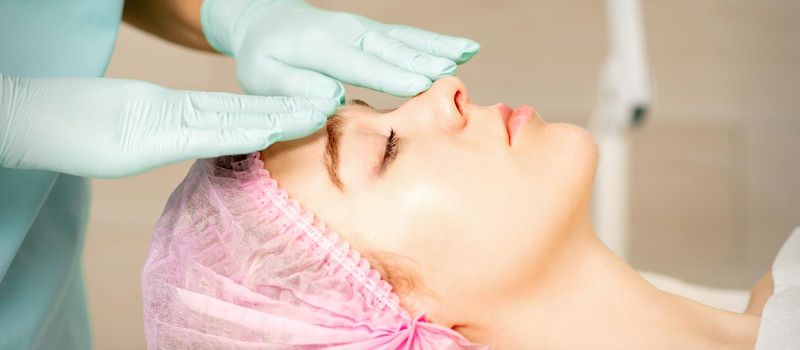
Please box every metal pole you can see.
[589,0,652,259]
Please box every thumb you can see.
[183,128,284,160]
[272,109,329,141]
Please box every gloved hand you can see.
[201,0,480,100]
[0,74,336,178]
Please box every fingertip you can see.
[455,40,481,64]
[306,80,345,101]
[465,39,481,53]
[249,129,284,150]
[266,130,284,145]
[310,109,328,129]
[246,130,281,152]
[279,110,328,141]
[213,129,279,156]
[406,77,433,96]
[308,98,339,116]
[434,59,458,78]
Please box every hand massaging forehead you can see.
[141,153,488,348]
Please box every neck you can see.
[477,215,759,349]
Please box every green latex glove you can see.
[0,74,336,178]
[202,0,480,100]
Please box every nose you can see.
[410,77,470,130]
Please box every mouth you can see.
[497,104,535,145]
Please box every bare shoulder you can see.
[745,270,774,315]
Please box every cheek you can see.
[350,173,457,252]
[359,153,525,277]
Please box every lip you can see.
[496,103,513,121]
[508,105,534,145]
[497,104,534,145]
[496,104,513,144]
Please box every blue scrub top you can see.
[0,0,124,348]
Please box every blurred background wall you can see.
[85,0,799,348]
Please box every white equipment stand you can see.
[589,0,652,259]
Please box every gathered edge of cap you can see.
[207,153,405,316]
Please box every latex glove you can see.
[0,74,336,178]
[201,0,480,100]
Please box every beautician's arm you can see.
[122,0,213,51]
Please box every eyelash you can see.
[380,128,399,173]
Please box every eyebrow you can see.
[324,114,346,191]
[323,100,377,191]
[350,99,372,108]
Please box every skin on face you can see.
[261,77,598,327]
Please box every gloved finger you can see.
[292,45,432,97]
[359,31,457,80]
[186,90,338,116]
[237,56,346,102]
[189,109,327,140]
[385,25,480,64]
[180,128,284,160]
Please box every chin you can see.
[547,122,599,195]
[550,121,597,157]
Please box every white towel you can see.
[756,226,800,350]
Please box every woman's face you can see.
[262,77,598,325]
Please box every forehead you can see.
[336,103,380,121]
[337,98,400,120]
[264,102,378,152]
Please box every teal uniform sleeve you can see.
[0,0,124,348]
